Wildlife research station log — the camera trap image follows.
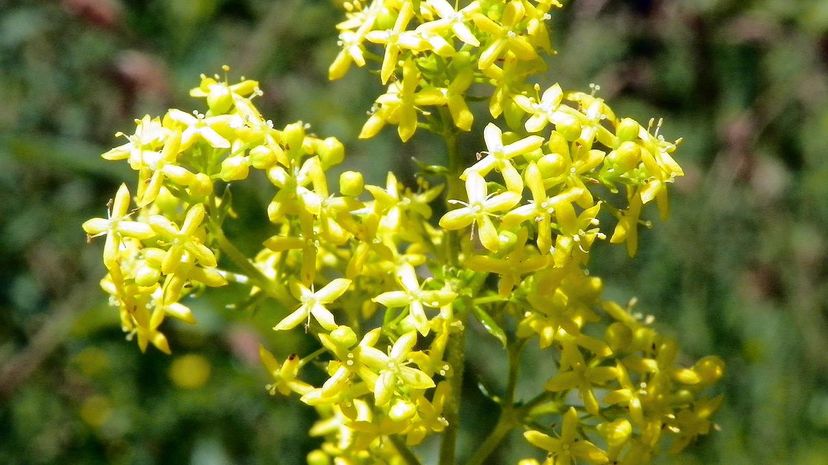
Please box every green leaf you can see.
[471,305,507,347]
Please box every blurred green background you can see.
[1,0,827,464]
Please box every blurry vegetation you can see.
[0,0,826,464]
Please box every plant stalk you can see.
[439,123,467,465]
[438,317,466,465]
[209,218,291,306]
[464,339,525,465]
[389,435,424,465]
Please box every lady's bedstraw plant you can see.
[84,1,724,464]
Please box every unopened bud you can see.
[617,117,640,142]
[318,137,345,168]
[219,155,250,182]
[330,326,358,348]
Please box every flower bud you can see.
[556,114,582,141]
[307,450,330,465]
[339,171,364,197]
[190,173,213,198]
[598,418,632,448]
[283,121,305,153]
[318,137,345,168]
[219,155,250,182]
[605,322,632,353]
[151,187,177,215]
[249,145,277,169]
[693,355,725,384]
[207,86,233,114]
[329,325,358,348]
[537,153,566,177]
[388,399,417,422]
[633,327,658,352]
[498,230,518,250]
[134,263,161,287]
[617,117,640,142]
[610,141,641,173]
[546,131,570,156]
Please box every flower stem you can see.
[439,316,466,465]
[441,112,465,268]
[439,121,467,465]
[464,413,516,465]
[464,339,525,465]
[389,435,423,465]
[208,217,291,306]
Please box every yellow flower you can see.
[514,83,565,133]
[439,171,520,252]
[188,71,259,114]
[134,129,196,206]
[464,227,550,296]
[328,0,380,79]
[370,331,435,406]
[524,407,608,465]
[101,115,167,169]
[414,67,476,131]
[147,203,216,275]
[82,184,155,269]
[473,1,538,70]
[544,342,617,415]
[502,162,585,254]
[165,108,233,151]
[360,59,434,142]
[373,262,457,335]
[604,362,646,426]
[259,346,314,396]
[273,278,352,331]
[365,2,424,84]
[419,0,481,47]
[463,122,544,194]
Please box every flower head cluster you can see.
[441,93,684,261]
[87,67,464,456]
[333,0,561,141]
[85,1,723,464]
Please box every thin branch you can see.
[389,435,424,465]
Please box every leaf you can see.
[471,305,507,347]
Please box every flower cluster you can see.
[85,1,723,464]
[333,0,559,140]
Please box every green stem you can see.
[438,117,468,465]
[464,413,516,465]
[209,219,291,306]
[504,339,524,406]
[472,294,509,305]
[389,435,423,465]
[298,347,327,368]
[464,339,525,465]
[439,317,466,465]
[442,114,465,268]
[516,390,561,419]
